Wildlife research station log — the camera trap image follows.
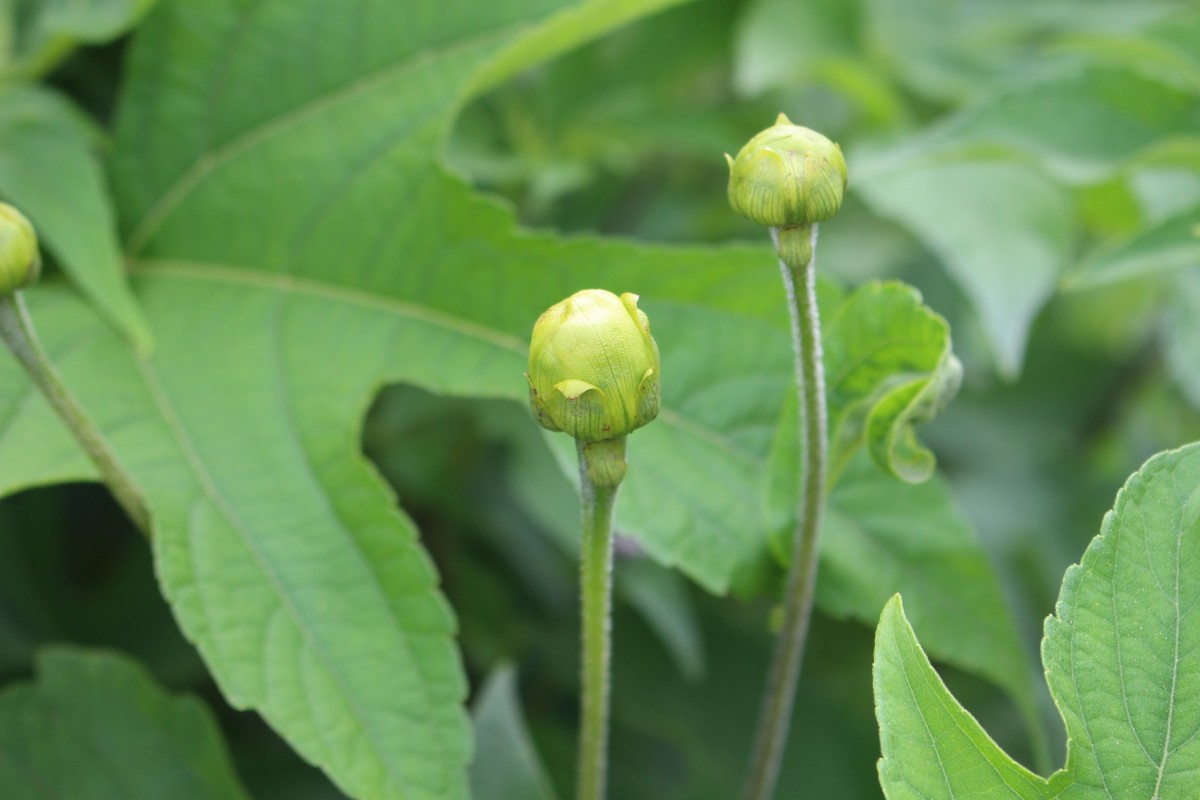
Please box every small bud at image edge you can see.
[0,203,42,296]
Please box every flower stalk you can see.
[725,116,845,800]
[740,224,827,800]
[527,288,661,800]
[575,437,624,800]
[0,201,149,533]
[0,291,150,532]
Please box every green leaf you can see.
[875,442,1200,798]
[1065,203,1200,289]
[824,281,961,484]
[856,57,1200,374]
[0,86,152,352]
[857,152,1074,376]
[10,283,479,800]
[6,0,158,78]
[1043,442,1200,798]
[0,647,250,799]
[765,281,961,548]
[874,596,1051,800]
[469,666,559,800]
[824,453,1046,765]
[933,64,1200,184]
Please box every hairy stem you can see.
[0,292,150,532]
[575,437,623,800]
[740,224,827,800]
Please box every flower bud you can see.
[527,289,661,443]
[726,113,847,228]
[0,203,41,296]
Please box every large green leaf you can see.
[0,648,250,799]
[875,442,1200,798]
[0,85,152,351]
[0,1,788,796]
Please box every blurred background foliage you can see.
[2,0,1200,797]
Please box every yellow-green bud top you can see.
[527,289,661,443]
[726,113,847,228]
[0,203,40,296]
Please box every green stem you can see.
[740,224,827,800]
[576,437,624,800]
[0,291,150,532]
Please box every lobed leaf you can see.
[0,1,789,796]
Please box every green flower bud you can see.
[527,289,661,443]
[0,203,41,296]
[726,113,847,228]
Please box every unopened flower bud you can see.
[527,289,661,443]
[726,113,847,228]
[0,203,40,296]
